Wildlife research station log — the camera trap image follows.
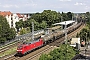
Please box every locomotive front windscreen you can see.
[17,45,23,49]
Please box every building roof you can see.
[71,38,80,44]
[16,13,24,18]
[0,11,12,16]
[53,20,75,25]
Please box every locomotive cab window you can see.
[29,43,31,44]
[18,46,23,49]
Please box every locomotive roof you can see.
[29,39,40,44]
[53,20,75,25]
[23,37,41,45]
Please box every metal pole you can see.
[61,16,63,30]
[76,14,78,22]
[72,16,73,21]
[61,16,62,22]
[86,33,87,48]
[85,33,87,60]
[65,22,67,44]
[32,22,34,41]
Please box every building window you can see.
[11,20,13,28]
[11,17,13,20]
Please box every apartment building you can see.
[0,11,30,30]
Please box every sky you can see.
[0,0,90,13]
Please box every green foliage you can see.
[6,28,16,40]
[20,27,30,35]
[0,15,16,43]
[40,10,61,27]
[39,21,47,29]
[39,54,49,60]
[27,19,40,30]
[67,12,72,20]
[39,44,78,60]
[85,12,90,23]
[61,12,68,21]
[20,28,27,35]
[77,26,90,42]
[15,10,73,33]
[15,19,24,31]
[76,12,90,42]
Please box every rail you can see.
[0,30,44,49]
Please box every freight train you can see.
[16,22,82,56]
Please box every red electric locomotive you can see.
[17,38,43,55]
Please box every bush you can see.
[39,44,79,60]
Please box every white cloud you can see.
[3,5,13,8]
[2,4,19,8]
[24,2,37,7]
[14,5,19,8]
[85,6,90,10]
[59,0,71,2]
[0,0,90,13]
[74,2,86,6]
[50,5,62,9]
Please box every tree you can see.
[67,12,72,20]
[61,12,68,21]
[15,10,73,33]
[39,21,47,29]
[39,44,78,60]
[20,28,27,35]
[0,15,16,43]
[15,19,23,31]
[41,10,60,27]
[27,19,40,31]
[85,12,90,23]
[39,54,49,60]
[30,10,61,27]
[6,28,16,40]
[20,27,30,35]
[77,12,90,42]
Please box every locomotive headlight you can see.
[17,50,22,51]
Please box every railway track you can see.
[4,54,19,60]
[2,24,85,60]
[0,42,19,58]
[0,34,42,58]
[3,45,57,60]
[25,24,85,60]
[49,24,84,47]
[0,30,44,52]
[0,30,44,47]
[26,46,57,60]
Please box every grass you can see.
[0,47,17,58]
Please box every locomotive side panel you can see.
[17,39,44,55]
